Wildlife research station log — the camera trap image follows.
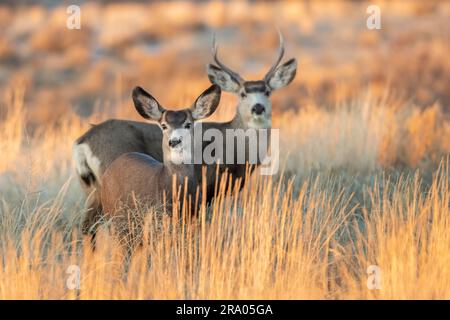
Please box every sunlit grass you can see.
[0,161,448,299]
[0,0,449,300]
[0,86,448,299]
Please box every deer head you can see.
[207,31,297,129]
[132,85,221,164]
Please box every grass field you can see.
[0,0,449,299]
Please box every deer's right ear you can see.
[266,58,297,90]
[207,64,240,93]
[132,86,164,121]
[192,84,221,120]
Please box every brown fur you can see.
[98,85,220,248]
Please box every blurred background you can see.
[0,0,449,300]
[1,0,449,121]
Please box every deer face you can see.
[236,80,272,129]
[132,85,221,164]
[207,32,297,129]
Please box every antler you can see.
[212,34,244,84]
[263,30,285,82]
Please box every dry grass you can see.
[0,0,449,299]
[0,85,448,299]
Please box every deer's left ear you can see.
[191,84,221,120]
[267,58,297,90]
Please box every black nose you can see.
[169,138,182,148]
[251,104,265,115]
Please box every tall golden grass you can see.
[0,0,449,300]
[0,85,448,299]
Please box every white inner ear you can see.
[141,96,162,120]
[192,101,209,119]
[207,67,240,93]
[192,95,214,120]
[268,60,297,90]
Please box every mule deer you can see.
[100,84,221,244]
[199,31,297,198]
[73,31,296,235]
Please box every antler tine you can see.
[264,30,285,82]
[212,34,244,84]
[211,32,218,55]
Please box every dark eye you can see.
[240,92,247,98]
[264,90,270,97]
[161,124,167,130]
[184,122,191,129]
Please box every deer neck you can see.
[165,161,193,177]
[229,112,246,130]
[163,146,195,182]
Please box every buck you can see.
[196,32,297,198]
[100,84,221,243]
[73,32,297,235]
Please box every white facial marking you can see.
[168,128,192,164]
[239,92,272,129]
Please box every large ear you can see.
[206,64,240,93]
[191,84,221,120]
[267,58,297,90]
[132,86,165,121]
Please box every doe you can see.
[100,85,221,245]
